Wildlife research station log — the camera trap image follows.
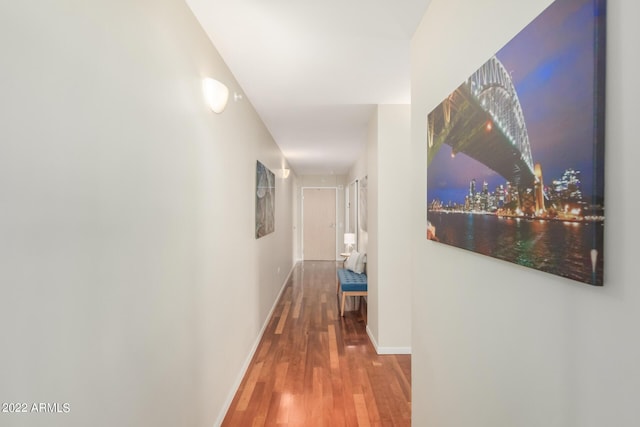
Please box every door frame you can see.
[301,186,338,261]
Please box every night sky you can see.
[427,0,605,206]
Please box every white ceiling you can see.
[186,0,431,176]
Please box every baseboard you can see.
[366,325,412,355]
[214,264,296,426]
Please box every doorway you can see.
[302,188,337,260]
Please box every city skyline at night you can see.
[430,167,596,216]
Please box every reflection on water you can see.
[428,212,604,285]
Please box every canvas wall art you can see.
[426,0,606,285]
[255,161,275,239]
[359,176,368,233]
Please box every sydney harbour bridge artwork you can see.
[426,0,606,285]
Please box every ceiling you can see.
[186,0,431,176]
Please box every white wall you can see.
[347,153,367,187]
[376,105,412,352]
[366,111,380,344]
[0,1,294,426]
[411,1,640,426]
[361,106,412,354]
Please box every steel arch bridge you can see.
[428,56,536,190]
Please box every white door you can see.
[302,188,336,260]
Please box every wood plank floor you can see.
[222,261,411,426]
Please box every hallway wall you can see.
[349,105,412,353]
[0,1,294,426]
[411,0,640,425]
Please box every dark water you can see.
[428,212,604,286]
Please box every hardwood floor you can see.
[222,261,411,426]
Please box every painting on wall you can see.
[255,161,275,239]
[426,0,606,286]
[359,176,368,233]
[358,176,369,252]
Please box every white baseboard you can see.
[366,325,412,355]
[214,264,296,426]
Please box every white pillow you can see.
[353,252,366,274]
[345,250,359,271]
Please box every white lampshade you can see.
[344,233,356,245]
[203,78,229,113]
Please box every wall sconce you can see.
[344,233,356,252]
[279,168,290,179]
[203,78,229,113]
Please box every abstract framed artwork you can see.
[255,161,275,239]
[426,0,606,285]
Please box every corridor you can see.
[222,261,411,426]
